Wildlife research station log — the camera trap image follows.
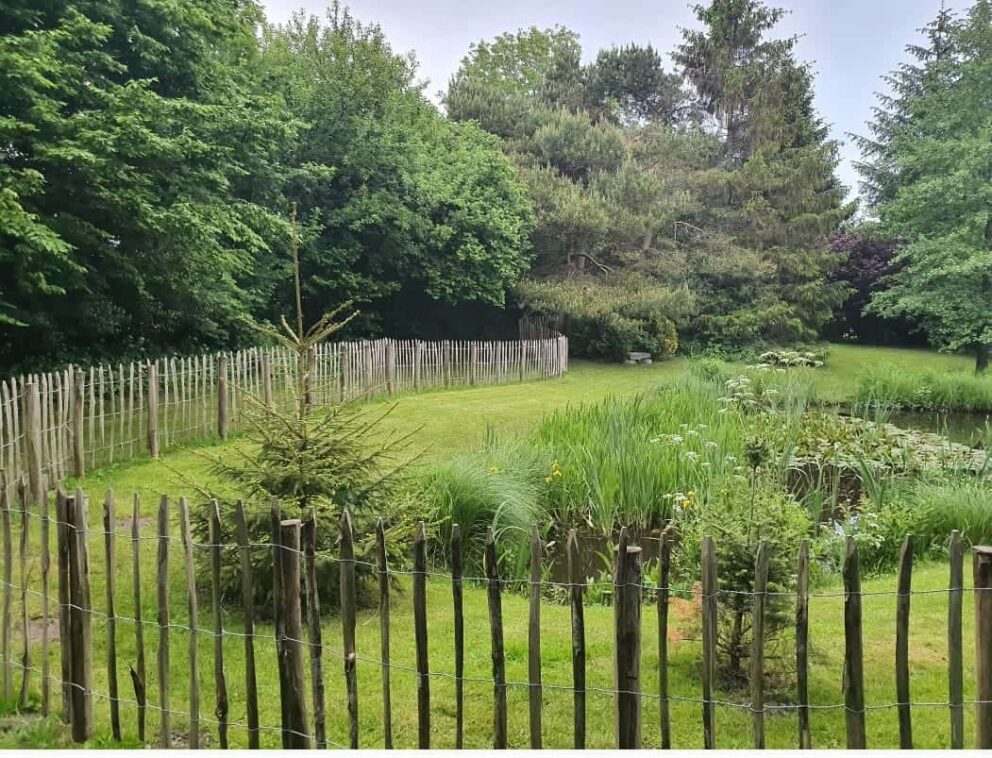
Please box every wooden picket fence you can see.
[0,336,568,491]
[1,481,992,749]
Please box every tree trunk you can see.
[977,344,990,375]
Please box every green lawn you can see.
[0,344,982,748]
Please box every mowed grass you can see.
[0,345,982,747]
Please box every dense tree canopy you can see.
[858,1,992,371]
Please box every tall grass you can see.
[536,377,747,530]
[857,363,992,412]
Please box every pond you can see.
[885,409,992,446]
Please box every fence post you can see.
[261,353,273,410]
[385,341,395,396]
[451,524,465,749]
[1,479,11,702]
[948,530,964,749]
[147,363,159,458]
[217,355,228,440]
[73,371,85,478]
[843,536,866,749]
[209,500,229,748]
[567,528,585,749]
[103,491,121,741]
[413,521,430,748]
[233,500,260,748]
[24,381,43,506]
[485,527,507,748]
[528,526,543,749]
[67,489,93,742]
[156,495,170,747]
[896,535,913,749]
[302,508,326,749]
[469,343,478,386]
[130,493,147,743]
[975,545,992,748]
[413,342,422,393]
[658,532,672,749]
[179,497,200,748]
[701,535,718,749]
[340,509,359,748]
[276,518,311,749]
[614,528,642,749]
[751,541,769,749]
[55,490,71,722]
[796,539,811,749]
[376,519,393,748]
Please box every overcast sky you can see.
[260,0,970,205]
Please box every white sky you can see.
[260,0,971,204]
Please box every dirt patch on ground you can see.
[26,616,59,645]
[116,515,153,532]
[669,582,702,642]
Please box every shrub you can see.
[676,477,813,681]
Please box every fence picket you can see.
[0,477,10,701]
[130,493,147,742]
[179,497,200,748]
[376,519,393,748]
[233,501,259,748]
[340,509,359,748]
[103,490,121,740]
[156,494,170,748]
[843,536,866,749]
[567,528,585,749]
[413,521,430,749]
[896,535,913,748]
[701,535,717,749]
[485,527,507,748]
[528,526,543,749]
[614,528,642,749]
[451,524,465,749]
[948,530,963,749]
[302,509,326,749]
[797,539,811,749]
[276,518,310,749]
[751,541,769,749]
[975,546,992,749]
[658,532,672,749]
[209,500,229,748]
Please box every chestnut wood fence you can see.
[0,482,991,749]
[0,336,568,492]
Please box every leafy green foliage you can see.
[861,2,992,372]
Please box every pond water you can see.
[883,409,991,446]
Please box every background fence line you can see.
[0,482,990,749]
[0,336,568,495]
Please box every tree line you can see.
[2,0,990,372]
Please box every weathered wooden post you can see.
[948,530,964,750]
[233,501,260,749]
[797,539,811,749]
[452,524,465,748]
[751,541,769,749]
[896,536,913,749]
[385,341,395,396]
[413,341,423,393]
[658,532,672,749]
[413,521,430,748]
[302,509,326,749]
[614,529,642,749]
[24,381,43,506]
[103,491,121,740]
[701,536,718,749]
[276,518,311,748]
[975,545,992,748]
[156,494,170,747]
[528,526,543,749]
[147,362,159,458]
[209,500,229,748]
[217,355,229,440]
[485,527,507,748]
[67,489,93,742]
[469,343,478,386]
[340,510,359,748]
[261,352,273,410]
[179,498,200,748]
[73,371,85,478]
[376,520,393,748]
[567,528,585,749]
[843,536,866,749]
[55,490,71,722]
